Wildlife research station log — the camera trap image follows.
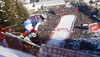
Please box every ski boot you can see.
[32,33,37,37]
[19,34,24,39]
[24,36,32,42]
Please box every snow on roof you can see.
[83,0,96,3]
[34,0,65,7]
[0,1,2,3]
[23,0,65,11]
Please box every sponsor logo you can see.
[90,24,98,32]
[57,28,69,32]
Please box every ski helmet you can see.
[40,13,47,19]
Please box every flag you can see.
[75,7,78,14]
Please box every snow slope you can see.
[0,46,35,57]
[47,15,77,47]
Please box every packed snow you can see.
[47,15,77,47]
[0,46,35,57]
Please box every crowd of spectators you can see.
[37,5,77,41]
[71,12,95,39]
[37,4,97,42]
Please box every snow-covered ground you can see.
[47,15,77,47]
[0,46,35,57]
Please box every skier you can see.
[20,13,47,41]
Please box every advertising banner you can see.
[89,23,98,32]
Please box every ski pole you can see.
[2,24,21,30]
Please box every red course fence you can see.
[0,25,14,41]
[38,44,100,57]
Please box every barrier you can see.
[0,25,10,41]
[38,44,99,57]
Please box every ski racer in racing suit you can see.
[20,13,47,41]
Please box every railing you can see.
[38,44,100,57]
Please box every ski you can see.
[1,32,49,51]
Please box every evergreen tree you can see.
[0,0,29,32]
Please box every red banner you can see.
[89,23,98,32]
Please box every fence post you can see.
[2,28,7,40]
